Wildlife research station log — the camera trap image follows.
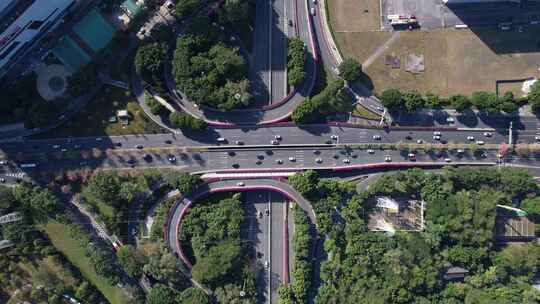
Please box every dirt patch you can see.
[327,0,381,32]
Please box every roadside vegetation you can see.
[169,111,208,132]
[380,87,525,114]
[306,167,540,303]
[179,193,257,302]
[292,79,352,124]
[338,57,362,83]
[278,204,313,304]
[287,38,307,88]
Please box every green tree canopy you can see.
[148,284,175,304]
[176,287,211,304]
[449,94,472,112]
[338,57,362,82]
[380,88,402,110]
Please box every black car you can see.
[127,159,137,167]
[314,150,321,155]
[333,154,339,159]
[165,140,172,144]
[265,150,273,155]
[136,144,143,149]
[232,163,240,168]
[256,160,262,165]
[257,154,264,160]
[115,142,122,147]
[228,151,236,156]
[405,135,413,140]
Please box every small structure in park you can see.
[116,110,130,125]
[368,197,425,233]
[442,264,469,282]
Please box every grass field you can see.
[37,87,165,138]
[327,1,540,97]
[43,221,127,304]
[327,0,380,32]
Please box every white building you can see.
[0,0,77,77]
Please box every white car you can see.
[484,132,492,137]
[274,135,282,140]
[342,159,350,163]
[444,158,452,163]
[416,139,423,144]
[310,7,316,15]
[331,135,338,140]
[52,144,60,149]
[217,137,226,142]
[467,136,475,141]
[367,149,375,154]
[457,149,465,154]
[446,117,455,123]
[373,135,381,140]
[271,140,279,145]
[276,159,283,164]
[385,155,392,162]
[476,140,485,145]
[236,182,245,186]
[315,158,323,163]
[535,136,540,141]
[288,157,296,162]
[433,135,441,140]
[264,261,269,268]
[0,161,7,165]
[433,131,441,136]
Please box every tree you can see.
[528,80,540,114]
[145,93,167,115]
[176,287,211,304]
[494,243,540,279]
[500,91,518,113]
[84,171,122,207]
[471,91,499,113]
[449,94,471,112]
[0,186,16,214]
[169,111,208,131]
[191,240,242,286]
[424,91,442,108]
[289,170,318,196]
[148,284,175,304]
[214,284,255,304]
[117,245,144,278]
[402,90,424,112]
[134,42,167,85]
[218,0,250,25]
[338,58,362,82]
[380,88,402,109]
[287,38,307,86]
[174,0,201,20]
[291,98,319,124]
[164,172,201,194]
